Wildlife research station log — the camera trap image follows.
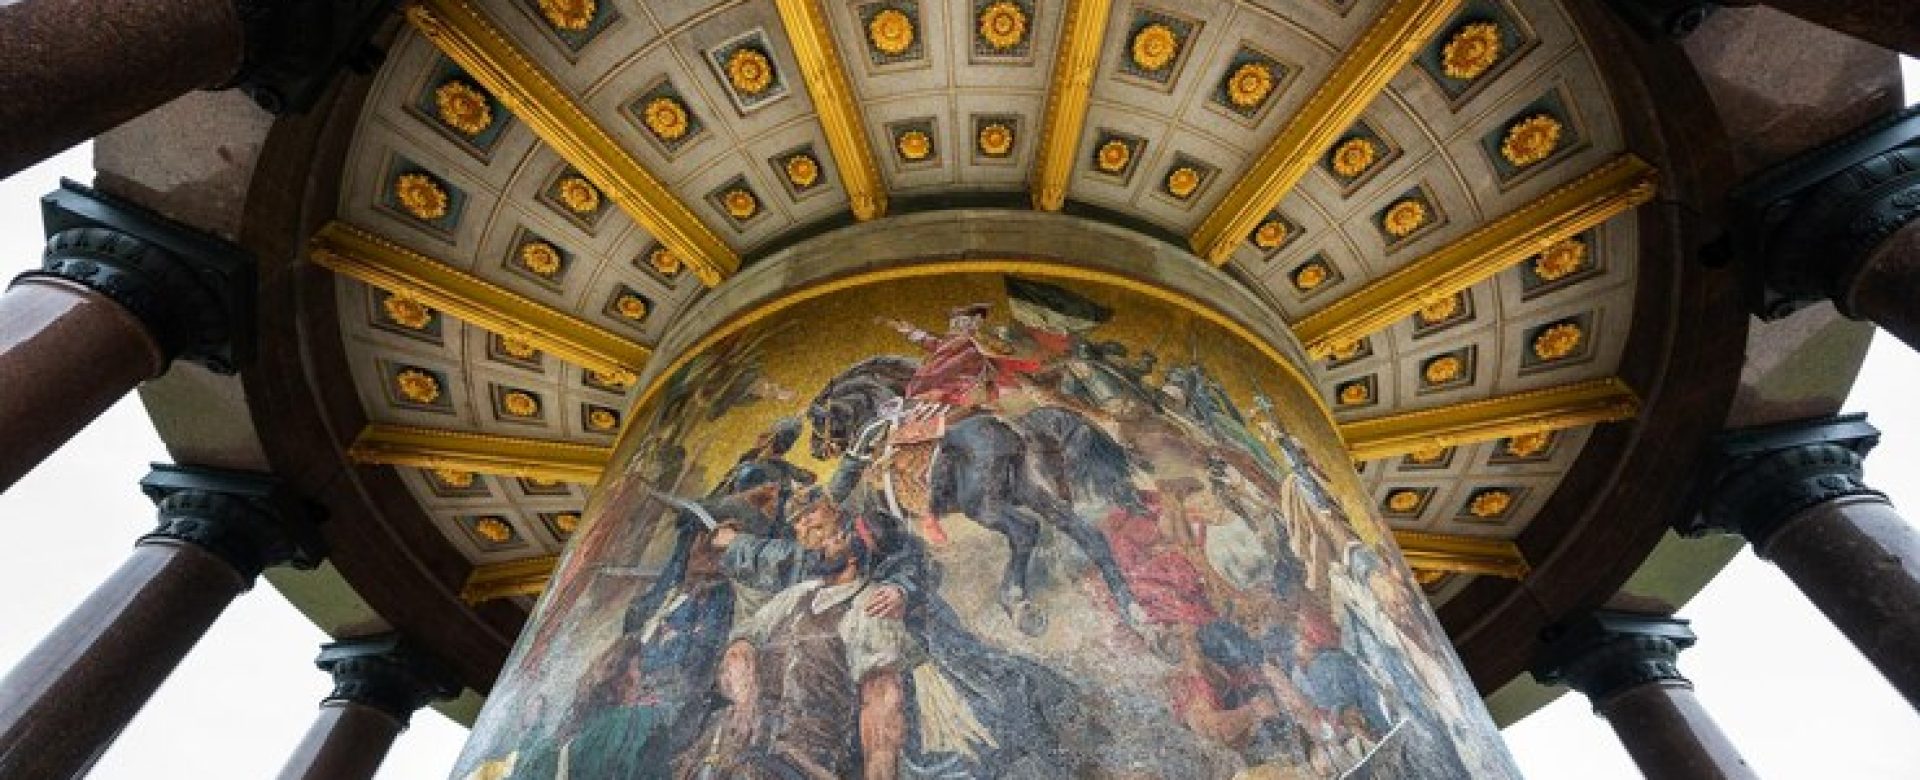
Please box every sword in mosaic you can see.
[643,487,719,530]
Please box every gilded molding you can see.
[346,424,612,484]
[1393,531,1530,579]
[1030,0,1113,211]
[773,0,888,221]
[1295,154,1658,358]
[460,528,1526,603]
[1189,0,1464,263]
[462,555,562,603]
[310,221,651,385]
[1340,377,1642,462]
[404,0,740,284]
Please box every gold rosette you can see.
[1469,490,1512,518]
[648,247,683,276]
[537,0,594,31]
[434,81,492,136]
[1383,199,1428,237]
[1293,262,1329,291]
[1442,22,1502,81]
[1532,322,1583,360]
[1387,490,1422,513]
[978,124,1014,156]
[1505,431,1551,458]
[1095,140,1131,172]
[556,176,600,214]
[1131,24,1178,71]
[393,174,449,221]
[1337,382,1370,406]
[1501,114,1563,167]
[979,2,1027,50]
[382,294,431,329]
[395,369,441,404]
[1332,137,1377,178]
[433,468,474,488]
[1226,62,1274,108]
[1253,220,1289,249]
[721,188,758,219]
[897,130,933,161]
[642,97,691,141]
[726,48,774,95]
[1423,355,1463,384]
[869,9,916,55]
[519,241,563,276]
[1166,166,1201,198]
[473,517,516,543]
[1533,238,1588,281]
[1418,294,1459,324]
[785,154,820,188]
[502,391,540,417]
[587,408,619,431]
[615,293,649,320]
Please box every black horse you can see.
[807,356,1144,635]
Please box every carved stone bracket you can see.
[1727,106,1920,320]
[219,0,397,114]
[139,464,326,586]
[1533,611,1697,704]
[1685,413,1884,546]
[30,180,255,374]
[315,634,461,726]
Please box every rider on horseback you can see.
[877,303,1040,544]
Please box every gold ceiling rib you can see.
[310,221,651,385]
[1394,531,1529,579]
[459,527,1526,603]
[1295,154,1658,358]
[462,555,560,604]
[1188,0,1465,264]
[1030,0,1114,211]
[773,0,888,221]
[404,0,740,285]
[1340,377,1641,462]
[346,424,611,485]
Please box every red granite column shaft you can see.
[1596,681,1759,780]
[0,542,246,780]
[1757,494,1920,709]
[1754,1,1920,58]
[0,277,165,492]
[275,703,405,780]
[1843,219,1920,356]
[0,0,245,178]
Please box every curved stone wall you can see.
[454,262,1517,778]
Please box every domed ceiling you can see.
[313,0,1652,607]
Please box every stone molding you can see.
[139,464,326,585]
[315,635,461,726]
[27,180,255,374]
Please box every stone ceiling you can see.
[320,0,1643,604]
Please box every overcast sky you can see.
[0,60,1914,780]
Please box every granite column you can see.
[276,635,459,780]
[1534,612,1757,780]
[0,465,324,780]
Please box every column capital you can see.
[219,0,396,114]
[315,635,460,726]
[1684,413,1885,546]
[139,464,326,586]
[1533,611,1697,704]
[25,180,255,373]
[1728,106,1920,320]
[1603,0,1722,39]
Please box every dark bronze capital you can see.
[1533,611,1697,704]
[26,180,255,374]
[315,635,460,726]
[220,0,397,114]
[139,464,326,585]
[1686,414,1885,547]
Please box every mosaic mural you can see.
[453,271,1519,779]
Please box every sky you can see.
[0,59,1914,780]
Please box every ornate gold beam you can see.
[1188,0,1464,263]
[462,555,560,603]
[1295,154,1658,358]
[404,0,740,284]
[773,0,888,220]
[457,527,1525,602]
[1030,0,1114,211]
[310,221,651,385]
[346,424,612,484]
[1340,378,1641,462]
[1395,532,1529,579]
